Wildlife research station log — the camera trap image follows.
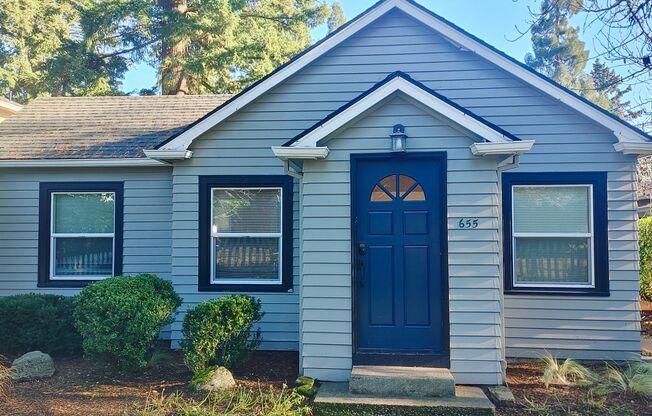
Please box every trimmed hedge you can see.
[0,294,81,356]
[74,274,182,368]
[182,295,263,373]
[639,217,652,300]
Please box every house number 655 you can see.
[458,218,479,229]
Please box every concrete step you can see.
[350,366,456,398]
[315,382,495,416]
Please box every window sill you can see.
[505,289,610,297]
[37,279,100,289]
[198,283,293,293]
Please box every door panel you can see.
[353,153,448,365]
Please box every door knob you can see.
[358,242,367,255]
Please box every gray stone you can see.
[194,367,236,392]
[316,382,495,416]
[487,385,515,407]
[349,366,456,398]
[10,351,55,381]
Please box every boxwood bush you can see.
[182,295,263,373]
[0,294,81,356]
[639,217,652,300]
[74,274,181,368]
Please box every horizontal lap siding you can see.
[0,167,174,338]
[301,96,503,385]
[170,152,301,351]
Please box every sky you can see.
[120,0,613,93]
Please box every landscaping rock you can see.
[10,351,55,381]
[192,366,236,392]
[487,385,515,407]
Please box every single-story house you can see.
[0,0,648,387]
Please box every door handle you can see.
[358,242,367,255]
[357,242,366,287]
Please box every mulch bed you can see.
[498,362,652,416]
[642,299,652,338]
[0,350,298,416]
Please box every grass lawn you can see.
[1,351,650,415]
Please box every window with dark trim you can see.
[38,182,124,288]
[198,175,293,292]
[502,172,609,296]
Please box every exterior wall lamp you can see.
[390,124,407,152]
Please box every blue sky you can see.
[120,0,592,93]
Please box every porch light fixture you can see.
[391,124,407,152]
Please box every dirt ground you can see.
[1,351,298,416]
[2,352,650,416]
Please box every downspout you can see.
[495,153,520,383]
[284,159,303,179]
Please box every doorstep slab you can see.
[350,366,456,397]
[315,382,495,416]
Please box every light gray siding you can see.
[0,167,174,337]
[300,96,503,385]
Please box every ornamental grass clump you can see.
[182,295,263,373]
[602,362,652,397]
[540,353,594,388]
[74,274,182,369]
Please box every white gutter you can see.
[470,140,534,156]
[613,142,652,155]
[272,146,330,160]
[144,149,193,160]
[0,158,169,167]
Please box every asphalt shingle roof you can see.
[0,95,231,159]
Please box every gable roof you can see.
[0,95,230,160]
[284,71,520,148]
[157,0,651,153]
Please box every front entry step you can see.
[350,366,456,398]
[315,383,495,416]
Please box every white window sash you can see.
[50,192,116,280]
[210,187,283,285]
[511,184,595,289]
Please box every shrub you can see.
[0,294,81,356]
[639,217,652,300]
[74,274,182,369]
[182,295,263,373]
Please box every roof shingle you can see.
[0,95,231,160]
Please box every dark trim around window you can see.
[198,175,294,292]
[502,172,609,297]
[38,182,124,288]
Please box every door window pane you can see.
[214,237,279,280]
[514,237,590,285]
[212,189,281,233]
[514,186,589,233]
[54,237,113,276]
[54,193,115,233]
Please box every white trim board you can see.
[288,76,515,148]
[157,0,650,152]
[0,158,169,168]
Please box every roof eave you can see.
[613,142,652,155]
[471,140,535,156]
[0,158,169,168]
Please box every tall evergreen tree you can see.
[0,0,345,100]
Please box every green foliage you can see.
[1,0,345,99]
[182,295,263,373]
[602,362,652,397]
[137,385,311,416]
[0,293,81,356]
[639,217,652,299]
[73,274,182,369]
[539,353,594,388]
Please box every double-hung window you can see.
[199,176,293,292]
[39,183,123,287]
[503,172,609,296]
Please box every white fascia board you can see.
[144,149,193,160]
[0,100,22,112]
[291,77,512,148]
[471,140,534,156]
[159,0,400,151]
[0,158,169,168]
[272,146,329,160]
[613,142,652,155]
[159,0,649,151]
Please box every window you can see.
[38,182,123,287]
[503,172,609,296]
[199,176,293,292]
[370,174,425,202]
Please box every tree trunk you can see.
[161,0,189,95]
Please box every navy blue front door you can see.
[352,153,448,366]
